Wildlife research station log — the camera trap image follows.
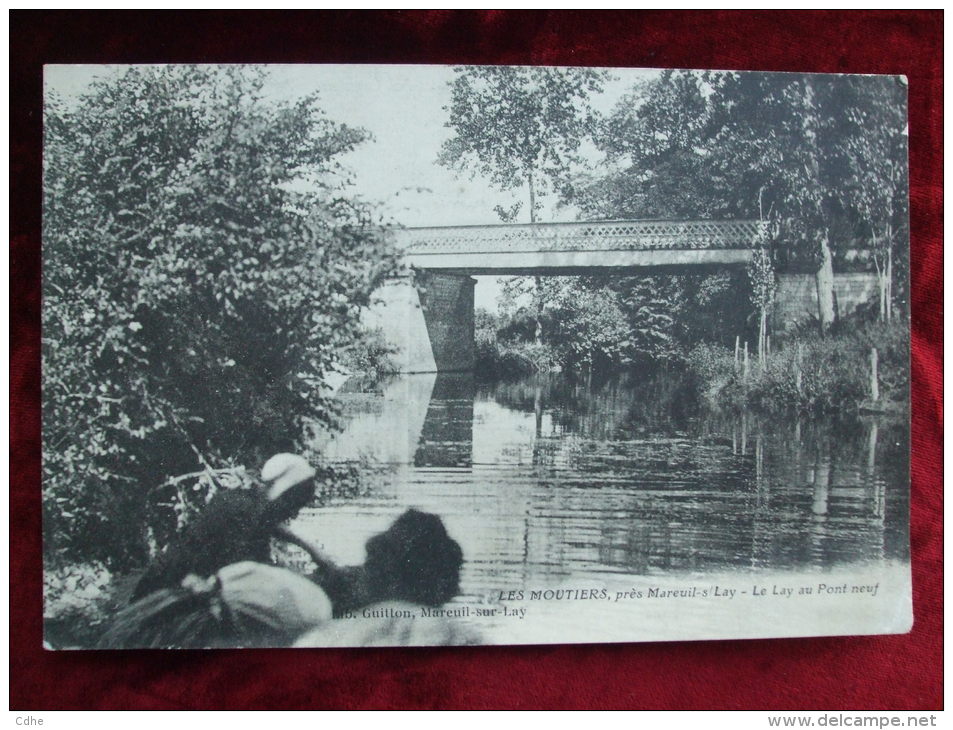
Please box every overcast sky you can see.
[45,63,655,308]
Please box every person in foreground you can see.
[100,501,474,648]
[283,508,464,614]
[99,560,334,649]
[130,453,317,601]
[286,508,478,647]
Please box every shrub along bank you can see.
[685,320,908,416]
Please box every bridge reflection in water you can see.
[301,372,908,606]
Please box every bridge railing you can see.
[392,220,767,254]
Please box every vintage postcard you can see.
[42,64,911,649]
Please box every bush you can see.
[337,327,398,381]
[475,337,554,379]
[685,319,909,415]
[684,342,737,405]
[43,562,115,648]
[475,307,556,378]
[43,66,398,570]
[545,286,636,372]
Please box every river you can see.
[293,370,910,645]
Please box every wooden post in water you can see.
[812,455,830,516]
[743,341,749,382]
[741,412,748,455]
[870,347,880,402]
[794,419,802,478]
[734,335,740,369]
[867,420,878,473]
[868,421,884,520]
[756,435,763,481]
[534,382,543,439]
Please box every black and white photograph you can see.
[42,64,911,650]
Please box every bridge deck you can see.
[392,219,764,273]
[405,248,753,275]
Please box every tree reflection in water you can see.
[307,370,909,613]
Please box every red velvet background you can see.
[10,11,942,710]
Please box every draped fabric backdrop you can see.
[10,10,942,710]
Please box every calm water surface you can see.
[295,371,909,637]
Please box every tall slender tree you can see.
[438,65,610,340]
[835,76,909,321]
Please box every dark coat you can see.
[132,490,273,601]
[131,477,316,602]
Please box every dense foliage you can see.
[478,271,749,377]
[686,319,909,415]
[448,68,908,380]
[570,70,910,331]
[43,66,398,569]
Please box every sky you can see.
[45,63,655,308]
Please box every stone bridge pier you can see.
[774,272,879,333]
[365,272,475,373]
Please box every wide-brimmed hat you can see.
[261,453,316,501]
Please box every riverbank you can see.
[477,317,909,418]
[685,320,908,416]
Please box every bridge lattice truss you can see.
[395,220,767,255]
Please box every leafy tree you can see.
[439,65,610,341]
[573,70,909,332]
[566,71,755,359]
[575,70,719,219]
[43,66,397,568]
[544,283,634,374]
[439,65,610,222]
[705,72,908,330]
[702,73,832,328]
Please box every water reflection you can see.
[415,374,474,468]
[301,372,909,609]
